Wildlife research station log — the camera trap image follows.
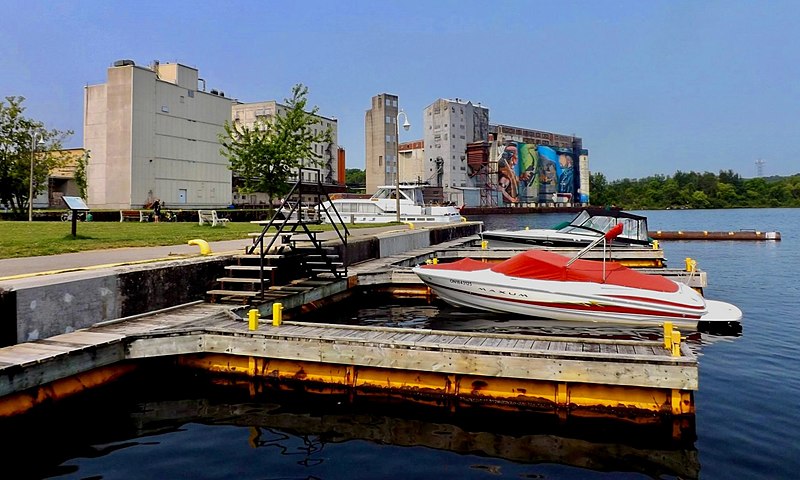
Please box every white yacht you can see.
[318,185,463,224]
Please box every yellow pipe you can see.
[188,239,212,255]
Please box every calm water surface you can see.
[3,208,798,479]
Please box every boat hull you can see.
[322,212,463,224]
[481,208,653,248]
[413,267,742,328]
[482,229,648,248]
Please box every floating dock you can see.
[649,230,781,241]
[0,302,696,425]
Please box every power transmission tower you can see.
[755,159,765,177]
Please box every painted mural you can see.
[497,143,584,204]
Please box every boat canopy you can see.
[422,251,678,293]
[492,251,678,292]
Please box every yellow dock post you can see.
[663,321,673,350]
[671,330,682,357]
[684,257,696,272]
[272,302,283,326]
[248,309,259,331]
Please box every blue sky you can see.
[2,0,797,180]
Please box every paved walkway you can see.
[0,225,410,280]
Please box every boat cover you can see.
[422,251,678,293]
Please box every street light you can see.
[395,109,410,223]
[29,132,45,222]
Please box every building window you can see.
[386,116,391,123]
[379,156,383,166]
[392,100,397,107]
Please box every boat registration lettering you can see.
[449,279,472,286]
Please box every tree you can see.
[0,96,72,214]
[344,168,365,186]
[74,149,89,200]
[219,84,332,205]
[589,172,608,206]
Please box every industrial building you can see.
[365,93,589,207]
[231,101,344,206]
[364,93,402,194]
[423,98,490,204]
[84,60,234,209]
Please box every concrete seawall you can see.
[0,257,230,346]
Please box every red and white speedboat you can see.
[413,226,742,328]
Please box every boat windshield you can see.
[371,187,421,203]
[561,211,650,242]
[371,188,396,200]
[411,188,424,205]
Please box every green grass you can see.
[0,220,391,259]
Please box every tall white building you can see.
[84,60,233,209]
[423,98,489,204]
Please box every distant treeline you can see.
[590,170,800,209]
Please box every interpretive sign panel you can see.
[62,196,90,211]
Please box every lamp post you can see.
[395,109,410,223]
[28,132,45,222]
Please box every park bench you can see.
[120,210,149,222]
[198,210,229,227]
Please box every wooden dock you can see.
[649,230,781,241]
[0,229,705,432]
[0,302,696,423]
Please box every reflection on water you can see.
[0,369,699,479]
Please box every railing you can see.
[246,168,350,296]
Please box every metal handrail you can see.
[244,168,351,296]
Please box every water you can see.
[3,208,798,479]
